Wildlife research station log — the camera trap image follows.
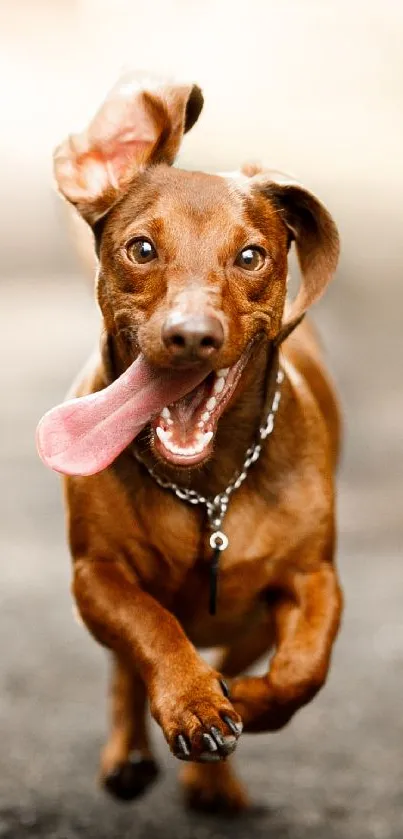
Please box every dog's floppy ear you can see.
[53,73,204,225]
[252,171,339,340]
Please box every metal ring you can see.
[209,531,229,551]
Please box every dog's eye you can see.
[127,238,157,264]
[235,246,266,272]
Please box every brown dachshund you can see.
[37,74,343,812]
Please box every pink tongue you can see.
[36,354,208,477]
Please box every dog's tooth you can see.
[194,433,206,453]
[213,377,225,394]
[167,418,173,426]
[206,397,217,411]
[201,411,210,423]
[161,407,171,419]
[178,446,194,456]
[197,421,204,429]
[202,431,213,447]
[217,368,229,377]
[156,426,169,443]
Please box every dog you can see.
[37,74,343,812]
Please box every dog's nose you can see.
[162,313,224,361]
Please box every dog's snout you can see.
[162,313,224,361]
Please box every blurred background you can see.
[1,1,402,837]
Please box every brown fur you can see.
[54,76,343,812]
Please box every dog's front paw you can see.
[151,671,243,763]
[230,675,294,732]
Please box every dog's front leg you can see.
[73,558,243,760]
[230,562,343,732]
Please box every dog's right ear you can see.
[246,170,339,339]
[53,74,203,225]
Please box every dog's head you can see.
[54,74,339,470]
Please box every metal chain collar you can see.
[133,365,284,555]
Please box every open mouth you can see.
[152,343,255,466]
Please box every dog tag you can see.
[208,531,229,616]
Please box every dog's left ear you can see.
[252,172,340,340]
[53,73,204,225]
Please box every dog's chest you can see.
[171,551,273,647]
[119,466,317,644]
[136,492,285,645]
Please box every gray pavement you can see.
[1,276,402,839]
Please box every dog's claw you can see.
[220,678,231,698]
[202,732,218,752]
[175,734,191,759]
[210,726,237,756]
[210,726,225,747]
[222,714,243,736]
